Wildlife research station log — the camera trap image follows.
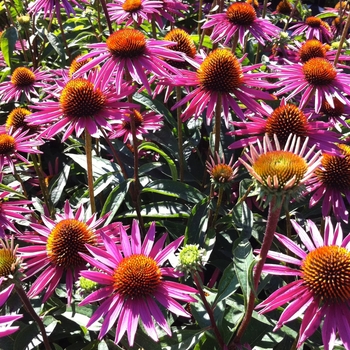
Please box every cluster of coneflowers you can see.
[0,0,349,348]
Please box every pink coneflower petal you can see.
[79,220,197,346]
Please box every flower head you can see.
[309,144,350,222]
[0,127,43,174]
[18,200,122,304]
[74,28,184,94]
[79,220,197,346]
[206,152,238,189]
[273,57,350,113]
[170,49,275,126]
[26,71,137,141]
[289,16,332,42]
[5,108,38,134]
[239,133,322,206]
[201,2,280,46]
[110,109,163,143]
[176,244,205,275]
[107,0,162,27]
[0,67,52,103]
[228,101,340,154]
[28,0,89,18]
[256,218,350,349]
[0,183,32,237]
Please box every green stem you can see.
[151,17,157,39]
[231,196,282,347]
[231,32,239,54]
[99,0,113,34]
[176,86,184,182]
[85,130,96,214]
[197,0,203,39]
[15,284,52,350]
[213,93,222,155]
[31,154,53,217]
[212,186,224,224]
[334,8,350,66]
[100,127,128,179]
[193,271,226,349]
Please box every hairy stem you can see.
[176,86,185,181]
[85,130,96,214]
[193,271,226,349]
[15,284,52,350]
[231,196,282,347]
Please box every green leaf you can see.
[9,0,24,19]
[159,329,204,350]
[232,201,253,241]
[142,179,204,204]
[0,27,17,68]
[49,163,71,206]
[66,154,124,182]
[101,179,132,224]
[233,239,254,308]
[214,262,240,306]
[133,92,177,129]
[47,32,66,66]
[138,142,178,180]
[120,201,190,218]
[0,182,27,198]
[184,197,210,245]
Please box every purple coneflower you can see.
[0,285,22,337]
[256,217,350,349]
[79,219,197,346]
[228,101,341,154]
[26,70,137,141]
[289,16,333,42]
[169,48,275,126]
[73,28,184,94]
[110,109,163,143]
[0,183,33,236]
[201,2,280,47]
[18,200,122,304]
[0,67,52,103]
[308,144,350,222]
[0,127,43,174]
[273,57,350,113]
[28,0,89,18]
[152,0,188,27]
[239,133,322,205]
[107,0,162,26]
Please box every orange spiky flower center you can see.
[315,144,350,191]
[302,245,350,303]
[266,104,308,145]
[210,164,234,183]
[164,28,197,68]
[113,254,161,297]
[0,134,16,155]
[11,67,36,87]
[321,99,345,118]
[122,0,142,12]
[276,0,293,14]
[60,78,106,118]
[46,219,96,268]
[106,29,146,58]
[252,151,308,189]
[6,108,32,131]
[299,39,327,62]
[69,56,92,77]
[305,16,323,28]
[226,2,257,25]
[0,248,16,278]
[122,109,144,130]
[303,57,337,86]
[197,49,243,93]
